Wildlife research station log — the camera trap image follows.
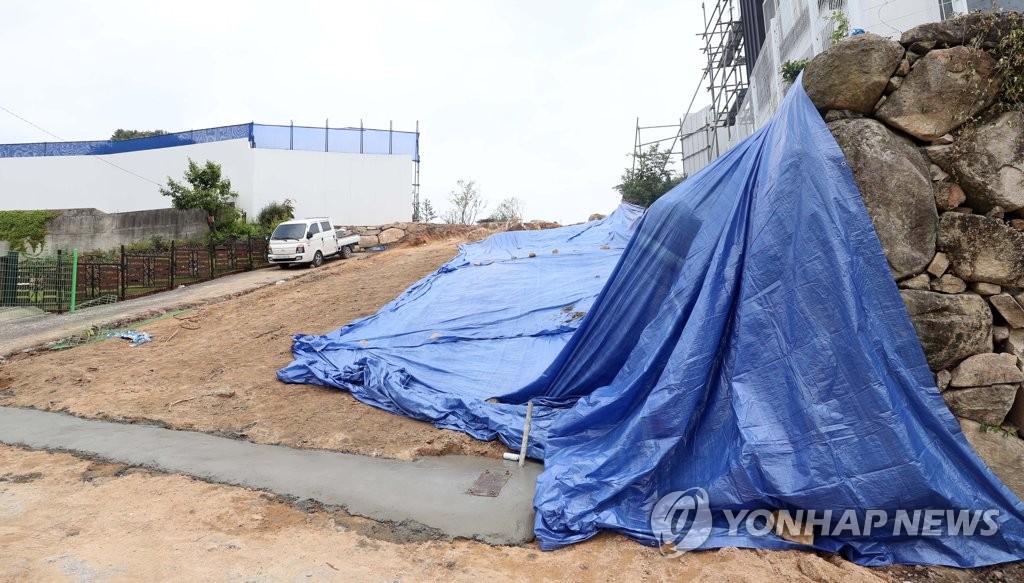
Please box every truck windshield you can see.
[271,223,306,240]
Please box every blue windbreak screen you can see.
[0,123,419,161]
[252,124,419,161]
[0,124,251,157]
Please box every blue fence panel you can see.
[0,124,252,158]
[326,128,362,154]
[252,124,418,160]
[391,132,419,161]
[251,124,292,150]
[292,126,327,151]
[361,129,390,155]
[0,122,418,160]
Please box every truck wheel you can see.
[311,251,323,268]
[341,245,353,259]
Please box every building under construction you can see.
[633,0,764,179]
[637,0,989,180]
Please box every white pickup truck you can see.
[267,217,360,268]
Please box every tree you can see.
[111,129,167,141]
[485,197,525,223]
[257,198,296,229]
[413,198,438,222]
[615,145,684,207]
[420,199,437,222]
[160,158,240,236]
[441,180,486,224]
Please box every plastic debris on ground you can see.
[105,330,153,347]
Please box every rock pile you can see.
[802,12,1024,434]
[347,219,563,249]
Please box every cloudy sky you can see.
[0,1,709,223]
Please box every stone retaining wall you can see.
[347,219,562,249]
[0,208,210,255]
[802,12,1024,433]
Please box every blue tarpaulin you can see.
[278,205,644,459]
[279,80,1024,566]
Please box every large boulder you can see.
[1006,329,1024,361]
[378,227,406,245]
[949,353,1024,387]
[875,47,1000,142]
[828,119,936,279]
[937,213,1024,286]
[944,385,1018,426]
[991,294,1024,329]
[802,34,903,114]
[901,12,1022,49]
[901,290,992,370]
[959,419,1024,500]
[951,111,1024,212]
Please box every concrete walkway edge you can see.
[0,406,541,544]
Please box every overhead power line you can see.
[0,104,164,187]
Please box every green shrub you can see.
[827,11,850,45]
[257,198,295,229]
[0,210,57,252]
[981,12,1024,106]
[780,59,808,85]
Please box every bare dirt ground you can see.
[0,239,507,461]
[0,236,1018,581]
[0,446,890,582]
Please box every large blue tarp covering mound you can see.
[280,81,1024,567]
[278,205,644,459]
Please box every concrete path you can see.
[0,255,363,358]
[0,407,542,544]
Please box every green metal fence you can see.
[0,250,75,312]
[0,237,271,314]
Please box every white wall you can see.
[0,140,414,226]
[250,149,412,226]
[0,139,254,213]
[680,0,966,180]
[848,0,942,39]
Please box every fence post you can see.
[70,249,78,313]
[209,241,215,280]
[120,245,126,301]
[0,252,15,307]
[56,250,63,313]
[169,240,176,289]
[247,235,254,271]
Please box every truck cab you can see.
[268,218,343,267]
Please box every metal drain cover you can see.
[468,468,512,497]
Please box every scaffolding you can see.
[412,120,422,221]
[633,0,751,177]
[631,112,719,181]
[699,0,749,160]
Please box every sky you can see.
[0,1,710,224]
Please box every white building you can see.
[743,0,969,132]
[681,0,1013,175]
[0,123,420,227]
